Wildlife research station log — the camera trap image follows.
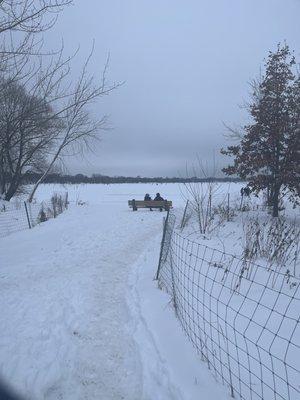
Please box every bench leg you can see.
[132,199,137,211]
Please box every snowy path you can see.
[0,204,163,399]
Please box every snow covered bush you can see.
[50,193,68,218]
[213,202,236,223]
[38,207,48,223]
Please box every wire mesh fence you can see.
[157,211,300,400]
[0,193,69,238]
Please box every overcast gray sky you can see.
[46,0,300,177]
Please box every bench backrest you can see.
[128,200,172,207]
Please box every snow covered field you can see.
[0,183,235,400]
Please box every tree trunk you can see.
[4,175,21,201]
[272,183,280,217]
[267,183,274,207]
[4,185,17,201]
[28,150,61,203]
[28,165,52,203]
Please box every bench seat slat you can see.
[128,200,172,209]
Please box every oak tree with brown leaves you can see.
[222,44,300,217]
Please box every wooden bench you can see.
[128,199,172,211]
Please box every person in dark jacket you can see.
[144,193,153,211]
[154,193,164,201]
[154,193,164,211]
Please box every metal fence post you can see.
[155,209,170,280]
[180,199,189,229]
[65,192,69,209]
[240,193,244,211]
[24,202,31,229]
[227,193,230,221]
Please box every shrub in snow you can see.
[50,193,68,217]
[38,208,47,223]
[242,215,299,276]
[213,203,236,223]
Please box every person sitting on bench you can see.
[144,193,153,211]
[154,193,164,211]
[154,193,164,201]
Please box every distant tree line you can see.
[20,172,242,185]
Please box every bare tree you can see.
[0,0,74,103]
[181,156,223,234]
[0,0,121,201]
[28,54,120,202]
[0,77,59,199]
[0,48,120,201]
[0,0,71,34]
[0,0,73,76]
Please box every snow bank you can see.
[128,237,230,400]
